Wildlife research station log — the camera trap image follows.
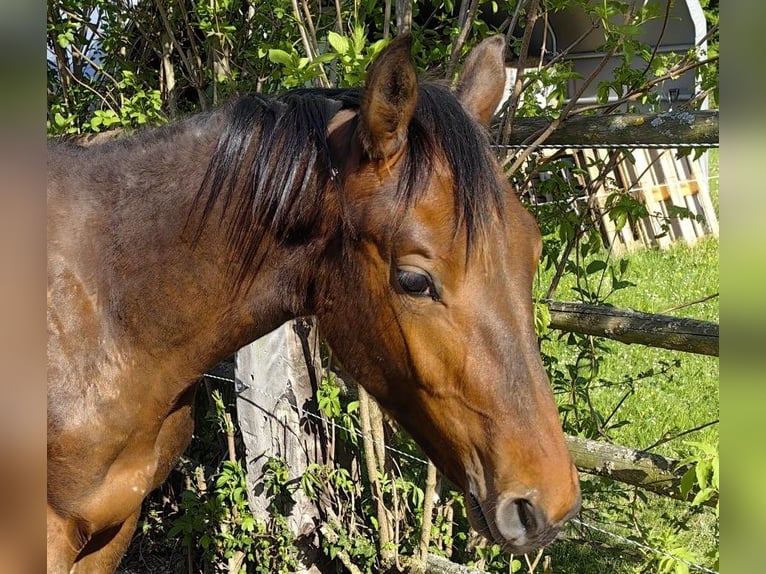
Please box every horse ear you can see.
[358,34,418,160]
[455,35,507,126]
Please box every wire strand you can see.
[492,142,718,150]
[571,519,718,574]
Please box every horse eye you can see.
[396,269,437,299]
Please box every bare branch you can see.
[501,0,540,142]
[446,0,480,80]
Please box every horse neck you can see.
[78,116,324,381]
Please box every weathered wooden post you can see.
[235,318,327,573]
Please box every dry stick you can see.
[503,0,525,52]
[498,21,600,179]
[208,0,228,106]
[321,523,365,574]
[369,398,398,566]
[48,37,72,108]
[177,0,206,83]
[627,17,717,109]
[641,0,673,78]
[418,461,438,567]
[503,1,643,172]
[358,387,394,566]
[524,548,545,573]
[539,10,549,67]
[301,0,332,87]
[224,412,237,464]
[289,0,329,88]
[543,151,625,299]
[300,0,319,46]
[383,0,392,39]
[537,21,600,70]
[446,0,481,80]
[159,30,178,118]
[59,63,119,115]
[501,20,599,150]
[155,0,208,110]
[575,54,720,116]
[396,0,413,34]
[333,0,343,34]
[370,400,388,475]
[501,0,540,143]
[443,501,454,559]
[642,419,719,453]
[290,0,314,58]
[503,40,618,176]
[66,42,122,102]
[222,410,241,527]
[660,293,719,315]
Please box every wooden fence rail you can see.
[565,435,716,507]
[498,110,719,148]
[542,299,719,356]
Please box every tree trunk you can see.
[235,318,326,573]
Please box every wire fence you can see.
[202,370,719,574]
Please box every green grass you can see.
[532,178,719,572]
[592,238,718,456]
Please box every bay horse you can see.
[47,35,580,572]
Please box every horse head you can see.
[315,35,580,553]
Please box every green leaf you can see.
[368,39,389,58]
[327,31,349,55]
[679,467,696,498]
[534,301,551,337]
[695,459,710,490]
[352,25,366,53]
[56,30,73,49]
[313,52,337,64]
[619,258,630,274]
[691,488,713,507]
[268,49,293,66]
[585,260,607,275]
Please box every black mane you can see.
[190,83,504,282]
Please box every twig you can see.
[418,461,438,566]
[321,523,365,574]
[641,419,719,453]
[358,387,395,566]
[659,293,719,315]
[446,0,481,80]
[154,0,208,109]
[640,0,673,78]
[501,0,540,143]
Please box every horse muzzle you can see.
[466,487,581,554]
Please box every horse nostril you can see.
[496,497,544,544]
[515,498,537,533]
